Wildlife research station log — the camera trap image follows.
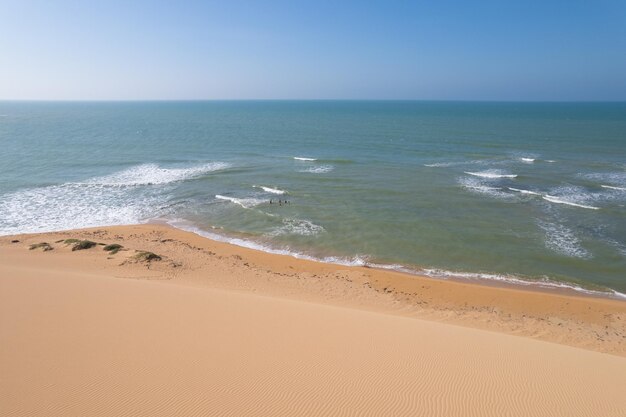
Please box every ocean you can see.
[1,101,625,297]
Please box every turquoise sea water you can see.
[1,101,625,296]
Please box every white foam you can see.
[300,165,334,174]
[168,220,410,270]
[601,185,626,191]
[166,219,359,266]
[294,156,317,161]
[585,171,626,180]
[520,157,535,163]
[508,187,541,196]
[458,177,512,199]
[0,162,230,236]
[546,160,556,163]
[81,162,231,187]
[267,218,325,237]
[465,170,517,179]
[582,172,626,190]
[0,183,156,235]
[424,162,454,167]
[422,268,625,299]
[215,195,265,209]
[542,195,599,210]
[537,220,591,259]
[255,185,287,195]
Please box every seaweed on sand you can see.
[29,242,53,251]
[103,244,123,255]
[134,251,162,262]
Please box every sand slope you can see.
[1,259,625,416]
[2,225,625,356]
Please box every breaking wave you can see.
[0,162,230,235]
[601,185,626,191]
[465,170,518,179]
[81,162,231,186]
[508,187,541,196]
[254,185,287,195]
[215,194,265,209]
[542,195,599,210]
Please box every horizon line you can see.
[1,98,626,104]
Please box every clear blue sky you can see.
[1,0,625,100]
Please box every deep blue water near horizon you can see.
[1,101,625,296]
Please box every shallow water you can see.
[1,101,625,295]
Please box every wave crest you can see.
[542,195,599,210]
[0,162,229,235]
[254,185,287,195]
[601,184,626,191]
[508,187,541,196]
[465,170,517,179]
[215,194,265,209]
[83,162,231,186]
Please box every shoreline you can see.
[163,218,626,301]
[4,217,624,301]
[1,223,625,356]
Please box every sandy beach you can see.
[1,224,625,416]
[4,1,626,415]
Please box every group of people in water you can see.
[269,199,291,206]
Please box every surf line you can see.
[542,195,599,210]
[464,171,518,179]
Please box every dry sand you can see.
[1,224,625,416]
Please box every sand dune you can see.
[1,226,626,416]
